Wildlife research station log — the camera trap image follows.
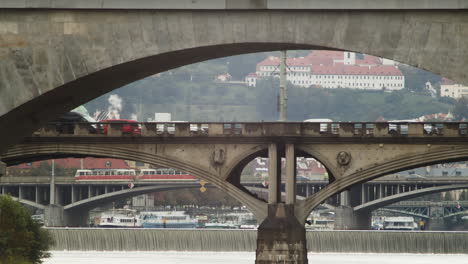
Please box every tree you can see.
[452,97,468,121]
[0,195,54,264]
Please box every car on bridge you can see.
[100,119,141,135]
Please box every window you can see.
[106,161,112,168]
[442,171,448,176]
[456,171,462,176]
[135,161,145,167]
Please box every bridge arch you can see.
[355,184,468,212]
[2,9,468,154]
[299,145,468,222]
[10,197,46,211]
[64,184,208,212]
[1,144,268,221]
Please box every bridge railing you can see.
[36,122,468,137]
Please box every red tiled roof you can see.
[257,56,280,66]
[313,57,335,66]
[311,65,403,76]
[305,50,343,60]
[286,57,311,66]
[441,78,456,85]
[356,55,381,65]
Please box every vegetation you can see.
[452,97,468,120]
[7,162,75,177]
[0,195,54,264]
[85,75,453,123]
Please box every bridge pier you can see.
[334,185,371,230]
[256,144,307,264]
[0,161,5,177]
[44,204,65,227]
[427,217,446,231]
[44,205,89,227]
[334,206,371,230]
[256,204,307,264]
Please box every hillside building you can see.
[245,51,405,91]
[440,78,468,99]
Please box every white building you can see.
[245,51,405,91]
[440,78,468,99]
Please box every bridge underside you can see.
[1,9,468,155]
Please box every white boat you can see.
[140,211,198,228]
[382,216,417,230]
[98,209,141,228]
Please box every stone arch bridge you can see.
[1,1,468,157]
[2,122,468,224]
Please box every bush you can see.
[0,195,54,264]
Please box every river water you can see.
[43,251,468,264]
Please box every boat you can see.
[140,211,198,228]
[382,216,418,230]
[98,209,141,228]
[204,222,238,229]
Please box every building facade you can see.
[246,51,405,91]
[440,78,468,99]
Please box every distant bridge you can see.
[374,201,468,219]
[3,173,468,226]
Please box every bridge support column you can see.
[268,144,280,204]
[45,205,89,227]
[427,217,446,230]
[44,204,65,227]
[285,144,296,205]
[71,185,76,203]
[340,191,351,206]
[0,161,5,177]
[256,204,307,264]
[256,144,307,264]
[334,206,371,230]
[18,185,23,199]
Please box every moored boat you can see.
[98,209,141,228]
[140,211,198,228]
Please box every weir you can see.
[47,229,468,254]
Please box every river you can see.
[44,251,468,264]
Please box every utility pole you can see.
[50,159,55,205]
[186,72,193,122]
[278,50,287,121]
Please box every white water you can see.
[43,251,468,264]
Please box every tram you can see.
[75,168,195,181]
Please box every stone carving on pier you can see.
[336,151,352,166]
[211,148,226,166]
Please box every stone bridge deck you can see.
[1,0,467,10]
[29,121,468,142]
